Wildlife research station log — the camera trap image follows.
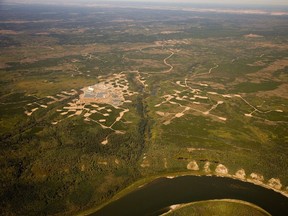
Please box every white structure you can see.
[88,86,94,92]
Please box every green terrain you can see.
[0,2,288,215]
[165,200,270,216]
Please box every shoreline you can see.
[77,171,288,216]
[161,199,271,216]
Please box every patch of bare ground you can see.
[268,178,282,190]
[140,159,150,168]
[203,162,211,173]
[244,33,264,38]
[156,111,165,116]
[249,173,264,184]
[233,169,246,180]
[215,164,228,175]
[187,161,199,171]
[187,148,205,152]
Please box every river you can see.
[90,175,288,216]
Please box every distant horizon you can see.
[2,0,288,6]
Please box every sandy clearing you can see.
[61,90,77,96]
[204,162,211,173]
[75,110,82,115]
[47,96,58,100]
[156,111,165,116]
[26,107,39,116]
[268,178,282,190]
[187,148,205,152]
[163,120,171,125]
[84,113,91,117]
[184,107,190,111]
[249,173,264,184]
[101,138,108,145]
[176,81,186,87]
[234,169,246,180]
[56,94,66,98]
[199,83,208,87]
[63,106,80,110]
[208,92,218,95]
[175,113,184,118]
[187,161,199,171]
[124,100,132,103]
[222,94,232,98]
[97,107,106,111]
[244,33,264,38]
[218,117,227,121]
[215,164,228,175]
[195,95,208,99]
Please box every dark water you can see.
[90,176,288,216]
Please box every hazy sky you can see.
[111,0,288,4]
[3,0,288,5]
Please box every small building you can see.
[88,86,94,92]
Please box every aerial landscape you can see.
[0,0,288,215]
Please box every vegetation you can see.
[0,2,287,215]
[165,200,270,216]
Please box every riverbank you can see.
[163,199,271,216]
[77,170,288,216]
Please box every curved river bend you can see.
[90,176,288,216]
